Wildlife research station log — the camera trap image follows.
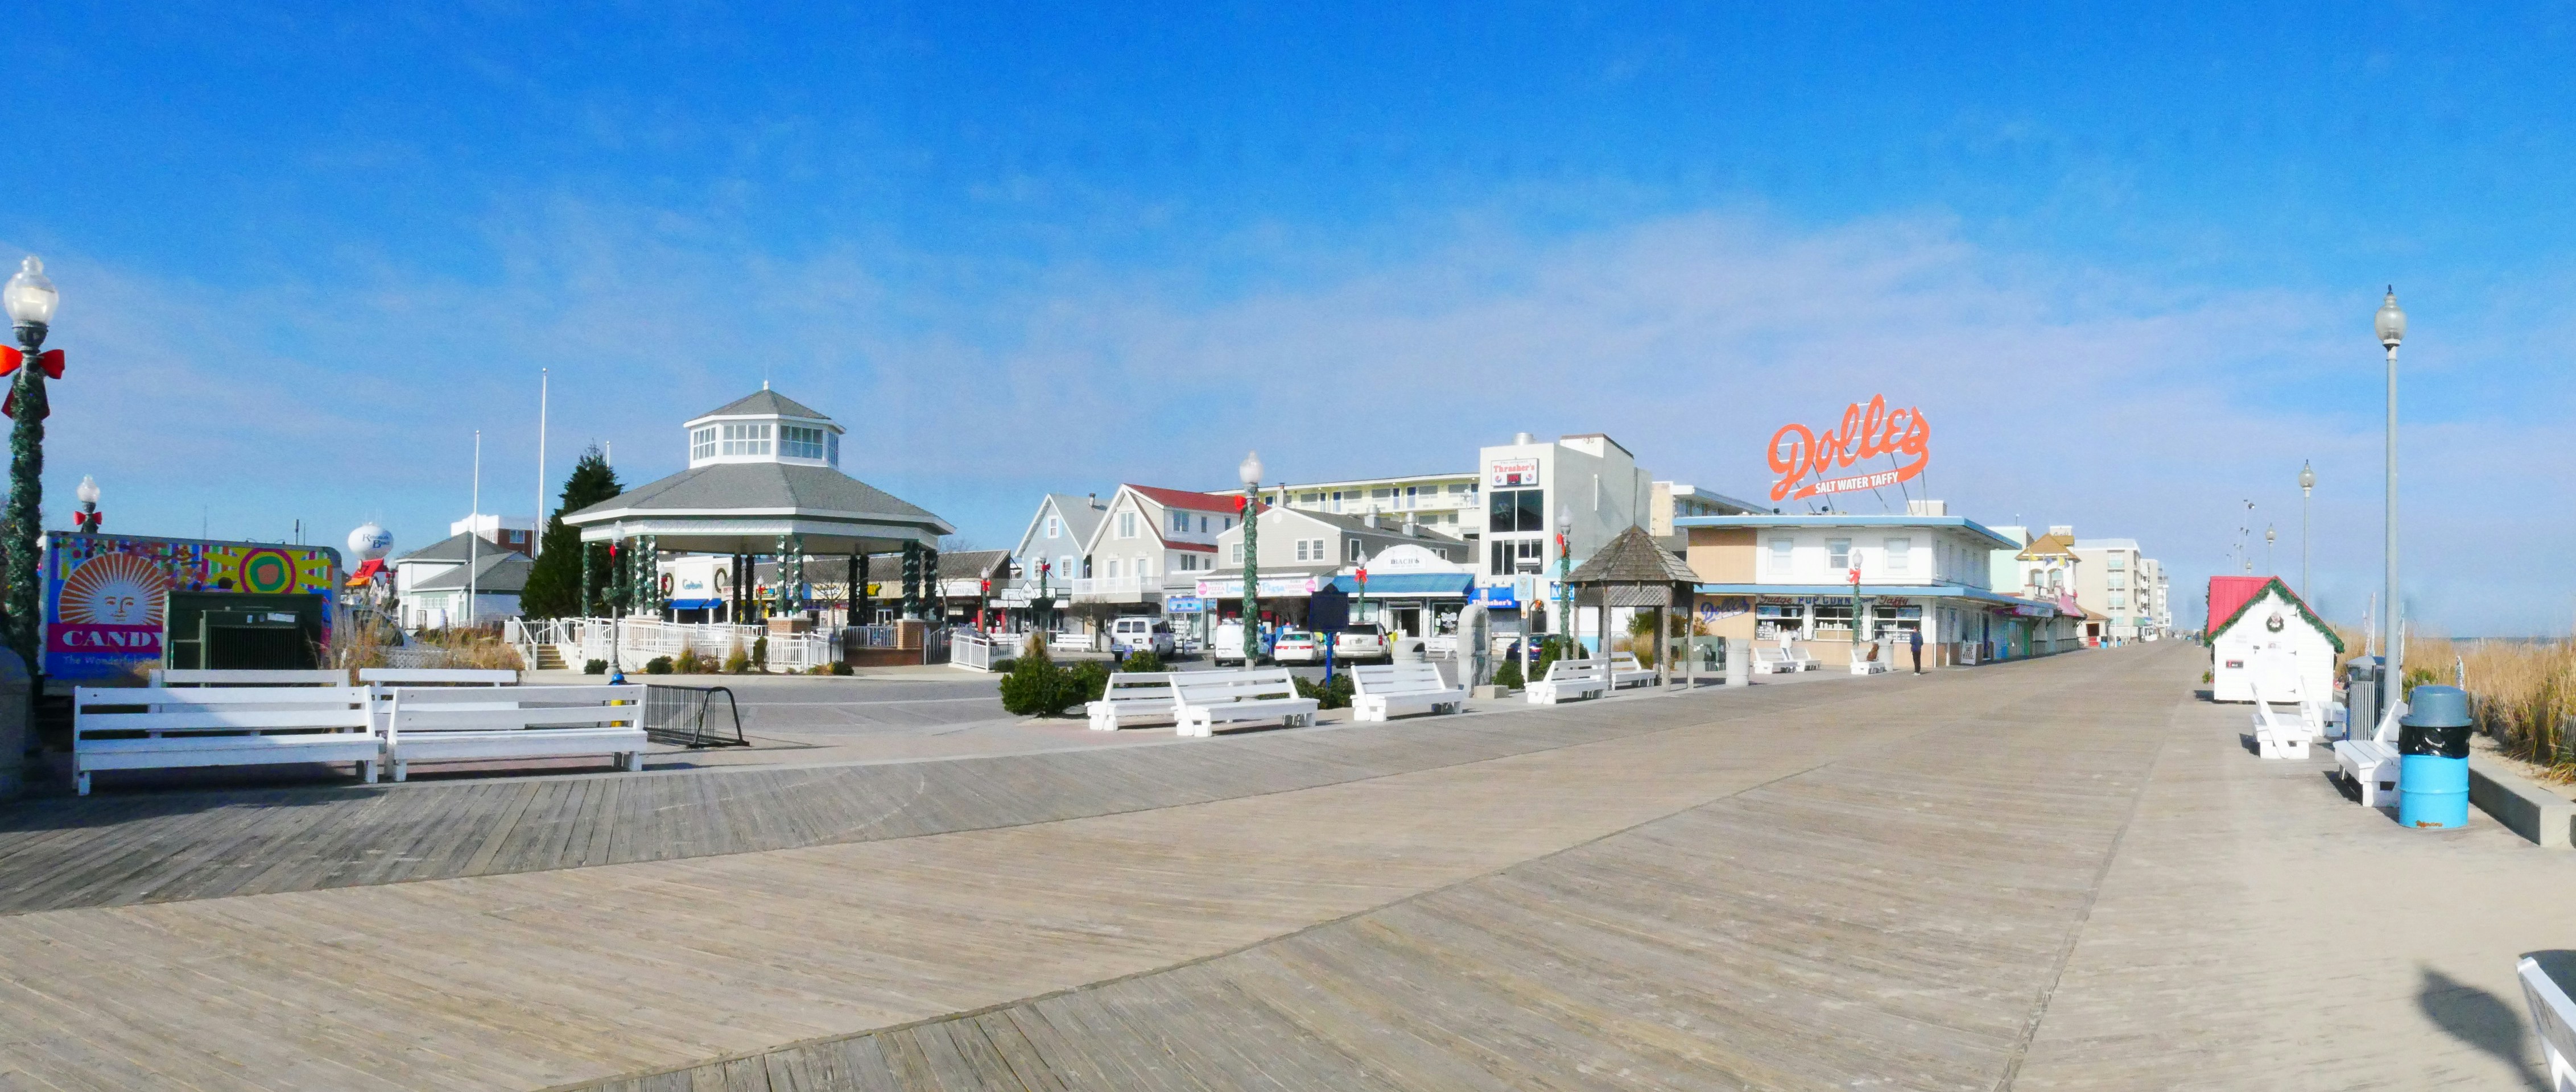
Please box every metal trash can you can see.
[2398,685,2472,829]
[2345,656,2384,740]
[0,648,26,801]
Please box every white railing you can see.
[518,617,839,673]
[953,631,997,671]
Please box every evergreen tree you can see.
[519,445,624,618]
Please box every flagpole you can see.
[468,430,481,627]
[535,368,547,559]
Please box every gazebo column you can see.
[785,533,807,618]
[845,552,858,627]
[901,541,923,621]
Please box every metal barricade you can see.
[642,684,749,748]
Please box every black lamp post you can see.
[4,257,62,669]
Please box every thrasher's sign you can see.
[1766,395,1931,502]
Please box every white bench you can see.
[2333,700,2406,807]
[1782,643,1821,671]
[1849,648,1889,676]
[1528,658,1611,705]
[1172,669,1319,737]
[72,685,379,795]
[1048,631,1093,655]
[1352,663,1467,722]
[2251,700,2310,760]
[2517,956,2576,1092]
[1751,647,1797,675]
[149,669,346,686]
[1606,652,1657,689]
[383,684,647,781]
[1087,672,1179,731]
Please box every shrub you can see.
[1066,660,1112,705]
[1120,651,1166,673]
[1533,636,1575,683]
[674,648,707,673]
[999,642,1072,715]
[1492,656,1524,690]
[1295,672,1355,710]
[752,636,770,673]
[644,656,673,675]
[583,659,608,675]
[829,661,852,676]
[724,648,752,674]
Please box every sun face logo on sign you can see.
[1766,394,1931,502]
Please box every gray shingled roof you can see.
[695,388,830,421]
[1045,493,1110,548]
[564,461,943,525]
[1565,526,1699,585]
[407,551,533,593]
[393,531,529,564]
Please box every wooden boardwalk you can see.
[1,645,2563,1089]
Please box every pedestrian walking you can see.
[1908,627,1924,675]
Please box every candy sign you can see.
[1766,395,1930,502]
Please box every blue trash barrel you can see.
[2397,754,2470,828]
[2397,685,2473,830]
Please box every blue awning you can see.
[1326,573,1475,597]
[667,598,724,610]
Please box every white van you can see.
[1211,620,1273,667]
[1110,616,1175,658]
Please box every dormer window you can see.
[691,427,717,461]
[782,425,827,460]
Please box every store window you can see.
[1813,601,1855,635]
[1489,488,1546,533]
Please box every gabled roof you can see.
[407,551,533,594]
[1566,526,1699,585]
[2207,576,2344,652]
[2018,533,2079,560]
[695,388,829,421]
[1125,485,1238,513]
[394,531,530,564]
[1023,493,1109,554]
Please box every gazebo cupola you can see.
[683,386,844,470]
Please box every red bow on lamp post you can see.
[0,347,63,419]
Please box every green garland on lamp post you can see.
[3,257,64,672]
[1237,451,1263,664]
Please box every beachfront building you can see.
[1215,471,1482,539]
[392,518,534,629]
[1469,432,1658,650]
[2073,538,2149,643]
[1200,503,1475,637]
[1677,506,2079,667]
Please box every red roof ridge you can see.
[1124,483,1239,512]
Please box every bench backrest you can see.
[1542,657,1609,682]
[1353,663,1451,696]
[1098,672,1178,705]
[1609,652,1644,671]
[1174,669,1301,705]
[148,669,346,687]
[2371,699,2406,744]
[75,686,374,739]
[386,684,644,735]
[359,668,518,686]
[2517,956,2576,1079]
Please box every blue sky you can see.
[5,3,2574,633]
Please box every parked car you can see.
[1272,628,1323,665]
[1211,621,1273,666]
[1109,616,1176,658]
[1334,623,1391,664]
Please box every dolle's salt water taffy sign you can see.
[1766,395,1931,502]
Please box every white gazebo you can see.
[562,387,955,626]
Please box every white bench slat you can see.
[2332,699,2406,806]
[358,668,518,685]
[148,669,347,686]
[1606,652,1657,688]
[2519,957,2576,1089]
[1352,664,1466,722]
